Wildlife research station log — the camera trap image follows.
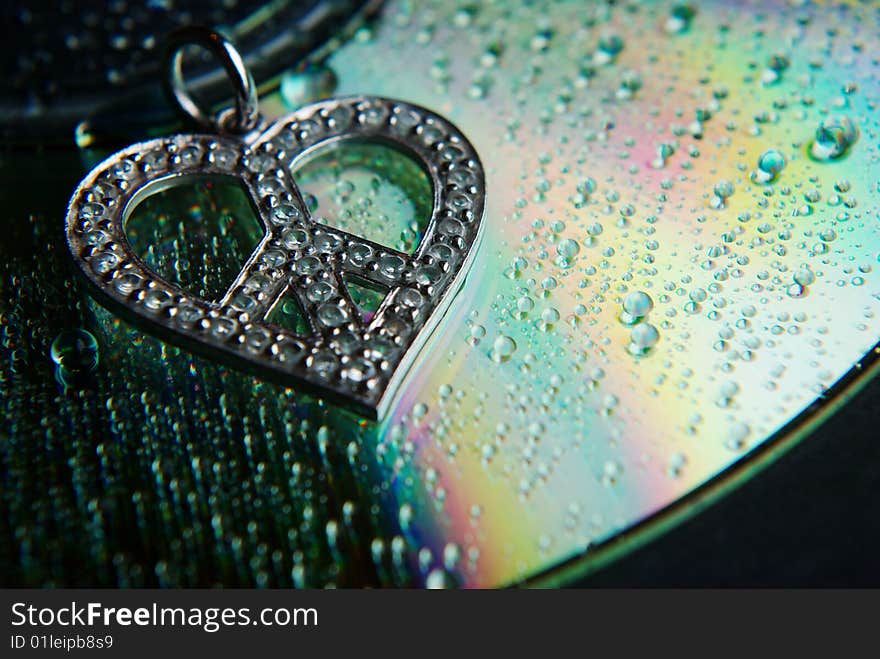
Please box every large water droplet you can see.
[491,335,517,363]
[809,116,858,161]
[752,149,787,183]
[50,329,99,374]
[629,323,660,355]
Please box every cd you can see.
[2,0,879,587]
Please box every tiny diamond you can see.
[377,254,406,280]
[143,288,172,311]
[281,228,310,249]
[210,317,238,338]
[113,272,143,295]
[398,288,425,308]
[347,243,373,267]
[343,358,376,383]
[306,281,335,303]
[91,251,119,275]
[294,256,322,276]
[313,232,342,253]
[273,339,305,363]
[272,204,304,225]
[208,147,237,168]
[308,350,338,378]
[175,304,204,325]
[317,303,349,327]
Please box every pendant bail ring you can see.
[163,26,260,134]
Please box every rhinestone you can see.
[391,106,421,133]
[84,229,111,247]
[426,244,458,263]
[308,350,339,378]
[306,281,335,303]
[141,150,166,171]
[447,193,471,210]
[79,202,104,220]
[273,339,306,363]
[245,153,274,173]
[347,243,373,267]
[281,228,310,249]
[294,256,322,276]
[245,328,271,353]
[382,314,411,339]
[317,303,349,327]
[440,145,464,162]
[143,288,172,311]
[111,158,136,179]
[438,218,465,236]
[274,129,298,150]
[175,304,204,325]
[332,331,361,355]
[272,204,304,225]
[177,145,201,166]
[113,272,143,295]
[91,251,119,275]
[208,148,237,168]
[243,274,271,294]
[257,177,286,197]
[314,232,342,253]
[377,254,406,280]
[229,293,258,312]
[298,119,323,140]
[414,264,442,285]
[419,124,443,146]
[211,317,238,338]
[343,358,376,383]
[359,104,387,126]
[261,249,287,268]
[87,182,115,202]
[365,336,398,359]
[398,288,425,308]
[327,105,354,130]
[447,168,477,188]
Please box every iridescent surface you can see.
[294,141,433,253]
[311,0,880,585]
[2,0,880,588]
[126,177,264,301]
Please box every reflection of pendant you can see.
[65,27,485,419]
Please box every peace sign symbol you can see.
[66,94,485,419]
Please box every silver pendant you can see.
[65,27,485,420]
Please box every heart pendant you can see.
[65,30,485,420]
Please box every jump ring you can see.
[162,26,259,134]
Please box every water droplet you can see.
[629,323,660,355]
[556,238,580,258]
[726,422,751,451]
[50,329,99,374]
[809,116,858,161]
[491,335,517,363]
[752,149,787,183]
[794,266,816,286]
[664,4,696,34]
[622,291,654,320]
[714,180,734,199]
[280,64,338,109]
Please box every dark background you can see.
[575,375,880,587]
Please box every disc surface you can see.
[1,0,879,587]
